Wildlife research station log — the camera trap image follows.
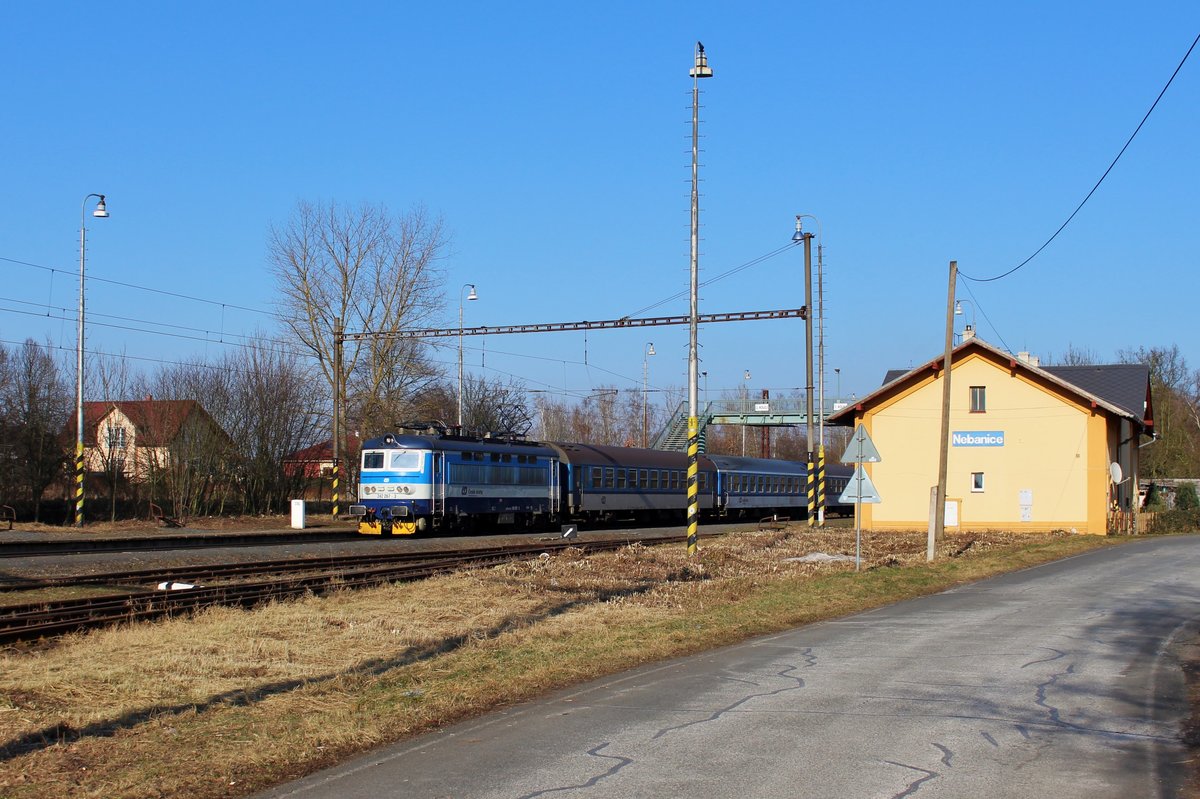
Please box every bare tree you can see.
[1119,344,1199,477]
[268,201,449,437]
[0,340,72,520]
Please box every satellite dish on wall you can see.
[1109,462,1123,484]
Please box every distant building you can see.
[74,398,230,481]
[827,338,1153,535]
[284,433,362,479]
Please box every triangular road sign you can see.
[839,465,882,504]
[841,424,882,464]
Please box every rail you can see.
[0,533,721,644]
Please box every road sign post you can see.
[840,424,882,571]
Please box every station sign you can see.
[952,431,1005,447]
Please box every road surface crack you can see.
[517,742,633,798]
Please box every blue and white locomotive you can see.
[351,430,852,535]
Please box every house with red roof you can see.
[75,398,230,481]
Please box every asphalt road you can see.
[256,536,1200,799]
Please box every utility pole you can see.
[793,217,816,527]
[332,323,343,519]
[930,260,957,561]
[687,41,712,556]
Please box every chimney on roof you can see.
[145,394,153,401]
[1017,351,1041,367]
[962,324,975,341]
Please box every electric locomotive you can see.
[351,432,559,535]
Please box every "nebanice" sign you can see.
[952,431,1005,447]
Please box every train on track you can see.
[350,430,853,535]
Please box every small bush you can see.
[1175,482,1200,511]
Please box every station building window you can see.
[970,386,987,413]
[971,472,985,492]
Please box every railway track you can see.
[0,534,696,645]
[0,530,361,558]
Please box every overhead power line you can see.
[962,30,1200,283]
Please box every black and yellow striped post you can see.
[687,416,700,555]
[331,458,340,519]
[816,444,826,527]
[806,452,816,527]
[74,443,85,526]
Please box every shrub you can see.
[1175,482,1200,511]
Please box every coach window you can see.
[604,467,615,489]
[970,386,986,413]
[971,472,985,492]
[591,467,602,489]
[617,469,628,489]
[650,470,660,489]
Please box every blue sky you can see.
[3,2,1197,413]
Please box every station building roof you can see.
[832,337,1153,433]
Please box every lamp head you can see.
[954,301,963,316]
[791,215,805,242]
[647,343,655,357]
[466,285,478,301]
[690,42,713,78]
[744,370,751,380]
[92,196,110,219]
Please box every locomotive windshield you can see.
[362,449,424,472]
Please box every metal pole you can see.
[930,260,957,561]
[75,193,107,528]
[458,283,475,429]
[333,322,343,518]
[687,42,712,556]
[817,241,826,526]
[803,231,815,527]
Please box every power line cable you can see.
[962,30,1200,283]
[0,255,278,316]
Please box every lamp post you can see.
[640,342,656,447]
[75,193,109,527]
[954,299,976,341]
[741,369,751,457]
[686,41,713,556]
[458,283,478,429]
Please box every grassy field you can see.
[0,528,1171,798]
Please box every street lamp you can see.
[642,342,655,447]
[75,193,109,527]
[835,367,841,405]
[458,283,478,429]
[742,369,751,457]
[955,300,976,341]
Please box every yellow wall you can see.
[856,352,1111,534]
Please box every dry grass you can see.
[0,529,1130,798]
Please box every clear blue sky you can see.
[3,2,1197,412]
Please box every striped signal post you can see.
[687,416,699,555]
[332,458,340,518]
[75,441,85,526]
[816,444,826,527]
[807,454,816,527]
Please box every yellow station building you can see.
[826,337,1154,535]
